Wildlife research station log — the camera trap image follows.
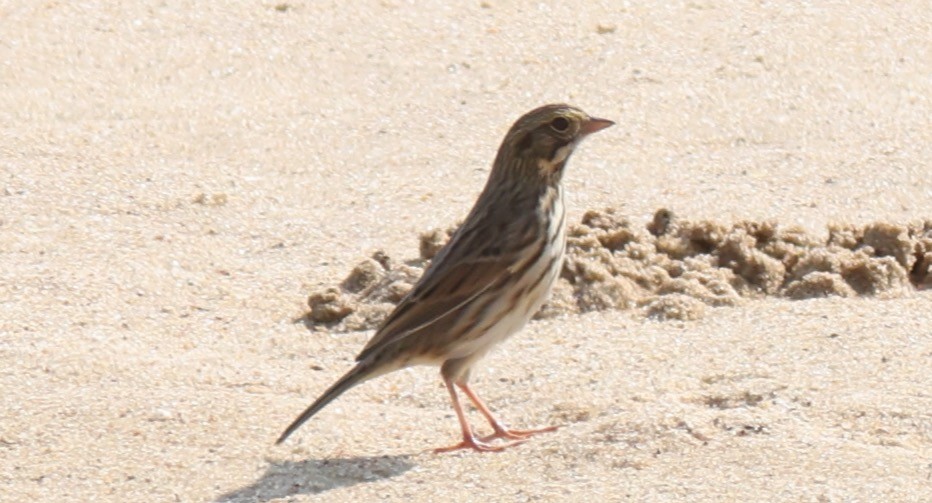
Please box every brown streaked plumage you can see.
[278,104,613,452]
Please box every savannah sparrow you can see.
[278,104,613,452]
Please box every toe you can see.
[480,424,560,442]
[434,437,525,453]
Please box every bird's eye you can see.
[550,117,570,132]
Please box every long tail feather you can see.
[276,362,378,444]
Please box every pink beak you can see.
[580,117,615,135]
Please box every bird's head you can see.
[495,104,614,185]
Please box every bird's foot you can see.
[479,424,560,442]
[433,435,526,454]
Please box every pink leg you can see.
[456,382,559,442]
[434,377,525,453]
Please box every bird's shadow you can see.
[215,454,415,502]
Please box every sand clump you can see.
[305,209,931,330]
[307,251,420,331]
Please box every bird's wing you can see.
[355,229,534,363]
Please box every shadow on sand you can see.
[216,454,414,502]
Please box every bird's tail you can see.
[276,360,384,444]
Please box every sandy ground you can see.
[2,1,931,501]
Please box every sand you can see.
[2,1,931,502]
[309,209,931,329]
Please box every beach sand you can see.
[2,1,930,501]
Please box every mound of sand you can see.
[306,209,932,329]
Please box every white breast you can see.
[448,188,567,359]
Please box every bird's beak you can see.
[580,117,615,136]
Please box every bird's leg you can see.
[433,376,525,453]
[456,381,559,442]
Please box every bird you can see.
[278,104,613,452]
